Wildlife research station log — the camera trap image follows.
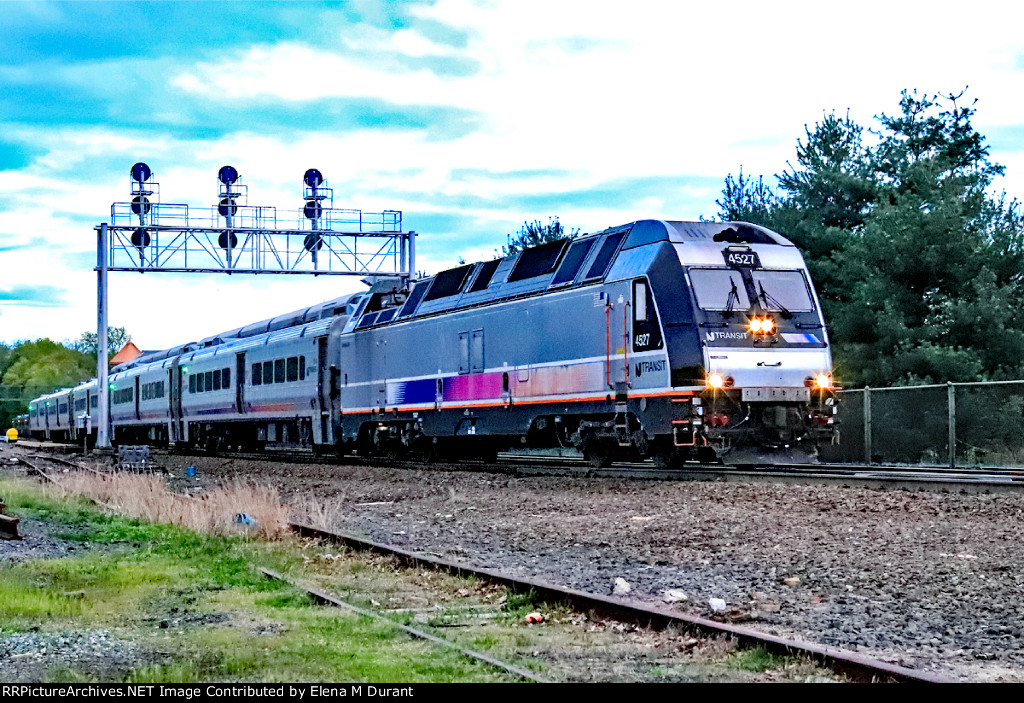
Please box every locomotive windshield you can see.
[688,269,750,310]
[689,268,815,313]
[749,270,814,312]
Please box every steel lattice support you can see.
[93,220,416,449]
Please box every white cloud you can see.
[5,0,1024,348]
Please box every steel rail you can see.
[288,522,950,684]
[259,568,547,683]
[8,449,950,682]
[17,440,1024,489]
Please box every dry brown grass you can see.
[289,492,345,531]
[48,471,290,539]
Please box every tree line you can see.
[716,89,1024,388]
[4,89,1022,428]
[0,328,130,429]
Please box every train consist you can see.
[21,219,837,466]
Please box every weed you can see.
[730,646,787,672]
[502,589,539,616]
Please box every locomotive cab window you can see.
[689,268,752,311]
[633,279,648,322]
[749,270,815,313]
[632,278,663,352]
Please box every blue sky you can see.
[2,0,1024,349]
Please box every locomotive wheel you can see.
[584,440,614,469]
[696,446,721,464]
[652,449,682,469]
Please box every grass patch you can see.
[0,476,841,683]
[730,646,788,672]
[0,478,512,683]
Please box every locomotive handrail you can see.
[606,302,612,389]
[623,301,630,389]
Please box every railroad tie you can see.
[260,568,547,683]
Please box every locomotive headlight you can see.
[707,373,726,389]
[815,374,832,389]
[749,317,775,334]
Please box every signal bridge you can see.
[93,163,416,450]
[105,164,414,276]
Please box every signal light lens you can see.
[748,319,762,333]
[761,318,775,333]
[748,317,775,334]
[815,374,831,389]
[707,373,726,389]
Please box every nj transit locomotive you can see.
[26,220,837,466]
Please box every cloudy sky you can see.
[2,0,1024,350]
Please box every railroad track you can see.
[287,521,948,683]
[16,439,1024,491]
[9,453,951,683]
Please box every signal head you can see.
[130,162,152,183]
[218,165,239,185]
[303,200,322,220]
[303,168,323,188]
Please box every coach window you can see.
[223,368,230,387]
[263,361,274,384]
[287,357,299,382]
[205,371,213,392]
[275,359,286,384]
[299,356,306,379]
[252,363,262,386]
[213,369,222,391]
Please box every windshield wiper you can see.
[723,278,741,319]
[757,282,793,319]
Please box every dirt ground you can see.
[138,451,1024,683]
[0,448,843,683]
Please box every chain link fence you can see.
[825,380,1024,468]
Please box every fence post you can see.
[863,386,872,464]
[948,381,956,469]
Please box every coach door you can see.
[235,353,246,414]
[317,337,329,443]
[169,367,183,444]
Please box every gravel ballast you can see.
[153,454,1024,683]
